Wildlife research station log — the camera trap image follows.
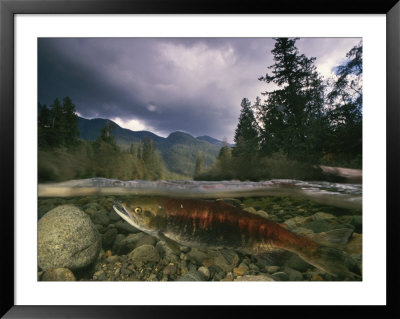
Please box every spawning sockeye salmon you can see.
[113,197,360,279]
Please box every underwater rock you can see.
[129,245,160,265]
[113,220,140,234]
[271,271,289,281]
[284,216,312,229]
[163,264,177,276]
[311,212,336,221]
[212,250,239,272]
[91,210,110,226]
[302,220,336,233]
[134,233,157,248]
[102,228,118,250]
[234,274,275,281]
[108,210,121,222]
[187,248,211,265]
[111,234,126,254]
[233,266,248,276]
[40,269,67,282]
[266,265,280,274]
[283,267,303,281]
[350,215,362,233]
[176,269,204,281]
[156,240,180,263]
[345,233,362,255]
[198,266,210,279]
[38,205,101,271]
[41,268,76,281]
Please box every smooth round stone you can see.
[41,268,76,281]
[271,272,289,281]
[129,245,160,265]
[266,265,280,274]
[198,266,210,279]
[38,205,101,271]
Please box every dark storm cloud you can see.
[38,37,360,142]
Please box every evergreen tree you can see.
[142,137,155,165]
[326,41,362,165]
[194,151,204,176]
[257,38,326,162]
[137,142,143,160]
[98,121,116,147]
[62,96,80,146]
[233,98,259,158]
[129,144,137,157]
[51,97,64,145]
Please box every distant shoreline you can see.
[319,165,362,183]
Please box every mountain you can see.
[196,135,234,147]
[77,117,224,177]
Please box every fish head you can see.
[113,198,166,235]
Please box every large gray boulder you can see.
[38,205,101,270]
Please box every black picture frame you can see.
[1,0,399,317]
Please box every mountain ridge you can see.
[77,117,227,176]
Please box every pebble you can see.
[187,248,210,265]
[312,212,336,221]
[198,266,210,279]
[176,269,204,281]
[271,272,289,281]
[266,265,280,274]
[283,267,303,281]
[234,274,275,281]
[93,270,106,281]
[129,245,160,265]
[163,264,177,276]
[102,228,118,250]
[233,266,248,276]
[92,210,111,226]
[41,268,76,281]
[212,250,239,272]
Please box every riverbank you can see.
[319,165,362,183]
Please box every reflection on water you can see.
[38,178,362,211]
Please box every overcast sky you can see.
[38,37,360,143]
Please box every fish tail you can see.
[295,244,361,280]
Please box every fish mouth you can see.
[113,200,138,226]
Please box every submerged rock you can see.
[234,274,275,281]
[38,205,101,271]
[41,268,76,281]
[129,245,160,265]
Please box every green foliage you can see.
[257,38,327,162]
[324,41,362,167]
[38,121,170,182]
[38,97,80,148]
[233,98,259,158]
[194,151,204,176]
[195,149,324,181]
[197,39,363,181]
[95,120,117,148]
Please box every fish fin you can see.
[159,232,182,251]
[307,228,354,248]
[299,245,361,280]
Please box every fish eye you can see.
[134,207,142,214]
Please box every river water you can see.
[38,178,362,281]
